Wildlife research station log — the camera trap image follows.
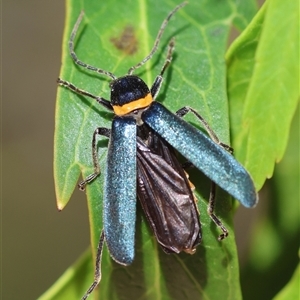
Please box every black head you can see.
[110,75,150,106]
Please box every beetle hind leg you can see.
[81,231,105,300]
[207,182,229,241]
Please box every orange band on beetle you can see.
[113,93,153,116]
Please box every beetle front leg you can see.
[150,38,175,99]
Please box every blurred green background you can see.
[3,1,298,299]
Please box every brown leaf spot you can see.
[110,26,138,55]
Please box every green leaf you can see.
[226,2,299,297]
[232,0,258,31]
[52,0,259,299]
[226,0,299,190]
[240,104,299,299]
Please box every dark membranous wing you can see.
[136,126,201,254]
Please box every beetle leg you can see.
[207,182,229,240]
[81,230,105,300]
[78,128,111,191]
[57,78,113,111]
[150,37,175,99]
[176,106,233,153]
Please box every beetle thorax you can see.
[110,75,153,117]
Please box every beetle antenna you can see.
[127,1,187,75]
[69,11,117,80]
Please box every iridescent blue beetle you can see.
[57,2,258,299]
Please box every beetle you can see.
[57,2,258,299]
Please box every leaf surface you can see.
[227,0,299,189]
